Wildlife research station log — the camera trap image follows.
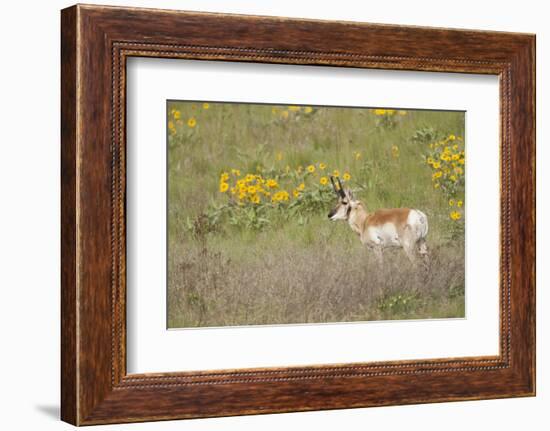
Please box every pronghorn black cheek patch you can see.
[346,206,352,216]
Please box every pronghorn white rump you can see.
[327,176,429,264]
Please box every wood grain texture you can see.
[60,5,78,425]
[60,4,536,425]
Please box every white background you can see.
[0,0,547,430]
[127,59,500,373]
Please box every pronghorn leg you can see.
[417,238,430,270]
[401,227,418,265]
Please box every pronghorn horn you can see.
[330,176,339,195]
[330,176,346,198]
[337,177,346,197]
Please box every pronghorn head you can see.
[328,176,358,221]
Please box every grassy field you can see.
[167,101,465,328]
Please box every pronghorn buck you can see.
[328,176,429,264]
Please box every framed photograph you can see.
[61,4,535,425]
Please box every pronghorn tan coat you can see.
[328,177,429,264]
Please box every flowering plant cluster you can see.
[271,105,315,122]
[168,103,209,138]
[372,108,408,129]
[424,134,465,222]
[218,162,351,208]
[187,161,354,233]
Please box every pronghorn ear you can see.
[346,188,355,200]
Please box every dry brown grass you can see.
[168,238,465,328]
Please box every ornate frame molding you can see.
[61,5,535,425]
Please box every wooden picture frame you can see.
[61,4,535,425]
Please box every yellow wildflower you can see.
[272,191,290,202]
[343,172,351,181]
[298,183,305,191]
[293,189,300,198]
[319,162,327,170]
[450,175,457,182]
[457,200,463,207]
[386,109,396,116]
[202,103,210,110]
[450,211,461,221]
[355,152,362,160]
[374,109,386,116]
[173,110,181,120]
[304,106,313,114]
[247,185,257,194]
[231,169,241,177]
[449,199,455,206]
[281,110,289,119]
[220,172,229,181]
[398,110,407,116]
[276,152,283,161]
[288,106,300,112]
[307,165,315,173]
[250,195,260,204]
[187,117,197,128]
[320,177,328,185]
[391,145,399,158]
[332,170,340,177]
[219,182,229,193]
[266,179,278,189]
[449,134,456,141]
